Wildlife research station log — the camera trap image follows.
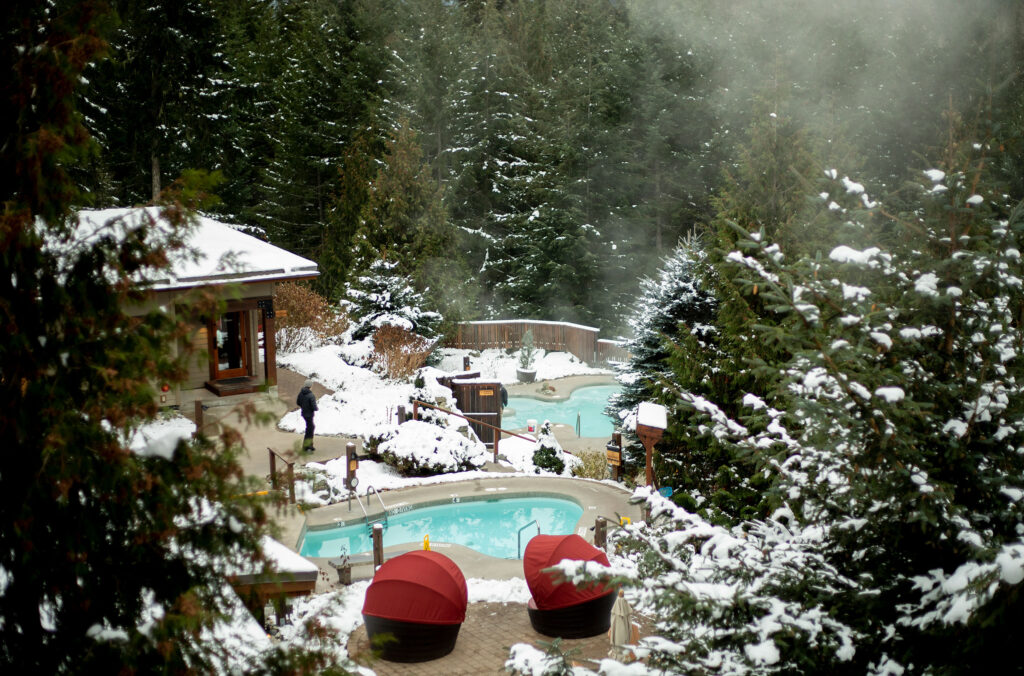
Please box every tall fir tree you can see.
[608,238,718,481]
[352,119,470,321]
[83,0,234,203]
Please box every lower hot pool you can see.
[299,495,583,560]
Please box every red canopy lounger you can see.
[361,550,468,662]
[523,534,616,638]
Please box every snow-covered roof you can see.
[73,207,318,290]
[260,536,318,576]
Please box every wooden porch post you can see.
[262,304,277,387]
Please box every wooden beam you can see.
[263,307,277,387]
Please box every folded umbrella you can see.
[608,590,634,660]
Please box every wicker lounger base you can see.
[363,614,462,662]
[527,591,617,639]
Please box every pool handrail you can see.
[365,485,389,528]
[349,490,371,528]
[517,519,541,559]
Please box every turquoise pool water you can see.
[300,495,583,559]
[503,384,621,437]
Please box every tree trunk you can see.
[151,151,161,200]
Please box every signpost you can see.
[605,431,623,482]
[636,402,667,488]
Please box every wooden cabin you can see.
[75,208,319,410]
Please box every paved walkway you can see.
[347,598,651,675]
[206,367,648,673]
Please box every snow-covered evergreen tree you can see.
[343,258,442,340]
[604,143,1024,672]
[608,238,717,472]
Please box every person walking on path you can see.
[297,379,318,452]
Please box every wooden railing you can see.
[412,399,536,463]
[267,447,296,504]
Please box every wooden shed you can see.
[438,372,504,448]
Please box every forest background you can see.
[76,0,1024,335]
[8,0,1024,672]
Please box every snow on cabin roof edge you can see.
[74,207,318,291]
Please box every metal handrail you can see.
[517,519,540,559]
[365,485,389,527]
[350,491,371,529]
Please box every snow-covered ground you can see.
[277,345,611,438]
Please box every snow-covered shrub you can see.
[504,641,581,676]
[608,489,860,675]
[531,422,576,475]
[532,446,564,475]
[369,325,436,380]
[365,420,487,476]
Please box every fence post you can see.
[397,405,406,424]
[412,400,418,421]
[594,517,608,548]
[286,461,295,504]
[268,448,278,490]
[194,400,204,435]
[372,523,384,570]
[463,355,471,371]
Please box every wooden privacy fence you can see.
[449,320,629,365]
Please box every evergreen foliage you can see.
[352,119,470,320]
[0,3,338,671]
[532,422,566,475]
[608,238,717,475]
[84,0,235,203]
[343,258,442,341]
[518,328,536,371]
[609,119,1024,672]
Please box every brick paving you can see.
[347,600,650,675]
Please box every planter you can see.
[516,368,537,383]
[329,557,352,585]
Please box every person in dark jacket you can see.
[297,379,318,452]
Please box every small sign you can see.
[606,449,621,465]
[480,389,494,396]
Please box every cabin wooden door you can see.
[213,311,250,379]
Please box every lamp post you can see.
[636,402,667,487]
